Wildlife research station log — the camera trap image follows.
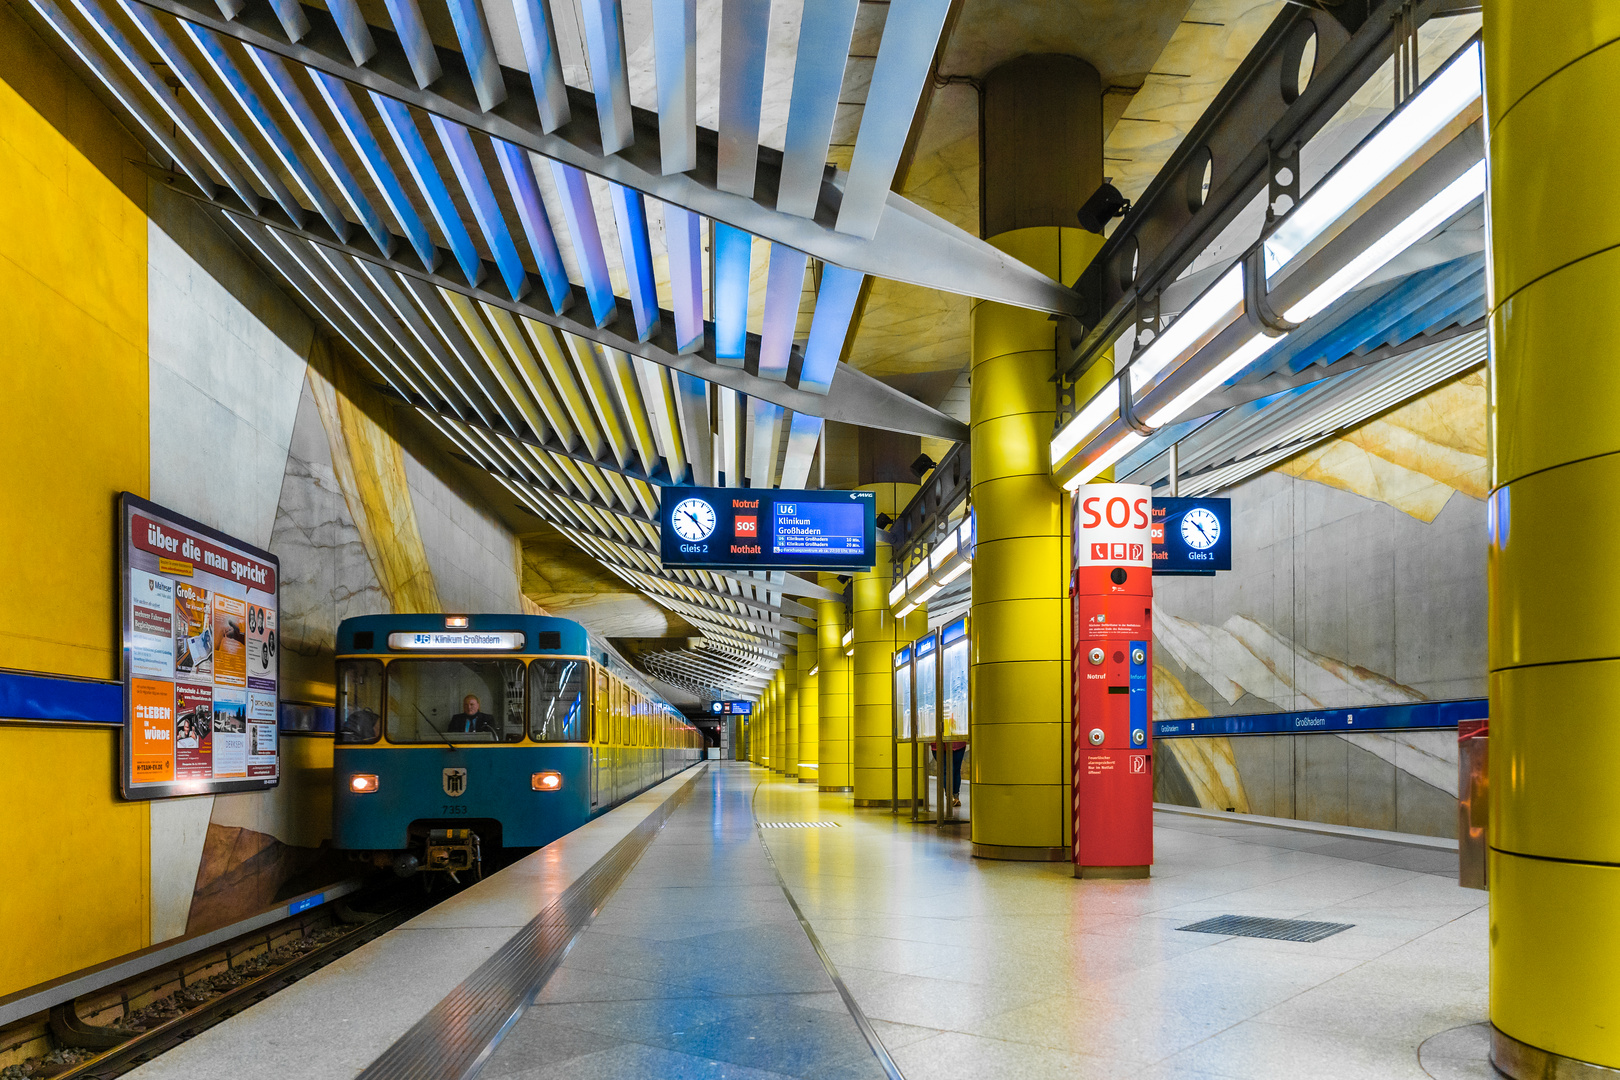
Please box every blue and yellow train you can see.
[331,613,702,880]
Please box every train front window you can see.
[336,660,382,744]
[530,659,588,742]
[385,660,525,744]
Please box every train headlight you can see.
[349,774,380,794]
[531,771,563,791]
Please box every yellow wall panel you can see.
[0,727,149,994]
[1484,8,1620,124]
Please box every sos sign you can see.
[1072,484,1153,569]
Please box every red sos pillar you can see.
[1071,483,1154,879]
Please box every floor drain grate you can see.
[758,821,841,828]
[1176,914,1354,942]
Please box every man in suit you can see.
[450,694,497,735]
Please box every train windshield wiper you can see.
[412,703,459,751]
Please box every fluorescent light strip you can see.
[1284,161,1485,324]
[1051,265,1244,468]
[1266,41,1482,272]
[935,559,971,586]
[888,580,906,607]
[1063,433,1146,491]
[1144,332,1279,428]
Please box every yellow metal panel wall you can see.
[852,482,915,805]
[0,41,153,993]
[797,630,818,783]
[817,577,852,791]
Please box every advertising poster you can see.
[212,691,247,778]
[247,604,276,690]
[130,678,175,783]
[120,494,280,799]
[212,594,248,689]
[174,682,213,780]
[130,570,175,680]
[174,582,213,680]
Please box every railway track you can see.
[0,884,431,1080]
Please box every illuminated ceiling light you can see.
[1283,161,1485,324]
[914,579,945,605]
[1266,41,1482,272]
[905,562,930,591]
[1144,332,1280,428]
[1050,380,1119,465]
[896,601,918,620]
[809,666,820,677]
[841,628,853,648]
[1062,433,1147,491]
[931,529,959,567]
[444,615,469,628]
[936,559,971,586]
[888,579,906,607]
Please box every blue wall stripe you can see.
[1154,697,1486,739]
[0,670,121,725]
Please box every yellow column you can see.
[817,575,852,791]
[777,670,790,773]
[1486,8,1620,1074]
[797,630,819,783]
[783,655,800,778]
[853,483,917,805]
[970,55,1103,860]
[762,682,774,771]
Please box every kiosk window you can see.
[530,659,588,742]
[385,660,524,743]
[336,660,383,744]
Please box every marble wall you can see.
[1152,374,1487,838]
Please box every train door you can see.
[591,666,607,810]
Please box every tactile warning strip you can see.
[1176,914,1354,942]
[757,821,841,828]
[354,769,701,1080]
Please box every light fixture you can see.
[349,774,379,793]
[896,601,919,620]
[1265,41,1482,272]
[841,628,854,648]
[905,562,930,591]
[931,529,959,567]
[445,615,469,628]
[1051,380,1119,464]
[1283,161,1486,324]
[1063,434,1146,491]
[531,771,563,791]
[809,666,820,677]
[935,560,972,586]
[888,579,906,607]
[1144,332,1279,428]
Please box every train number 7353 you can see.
[441,804,469,815]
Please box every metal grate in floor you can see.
[758,821,841,828]
[1176,914,1354,942]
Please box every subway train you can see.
[331,613,702,882]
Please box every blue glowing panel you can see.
[1154,698,1487,740]
[324,0,375,63]
[798,264,863,393]
[372,93,481,286]
[609,183,660,341]
[444,0,506,111]
[510,0,570,130]
[492,139,571,313]
[663,203,704,352]
[249,48,391,254]
[578,0,633,154]
[1129,639,1148,748]
[548,161,616,327]
[660,487,875,570]
[712,222,752,364]
[758,244,807,380]
[183,25,348,238]
[380,0,442,88]
[1151,497,1231,574]
[311,71,435,269]
[431,116,528,300]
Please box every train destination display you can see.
[119,493,281,799]
[660,487,877,570]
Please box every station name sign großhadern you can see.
[660,487,877,571]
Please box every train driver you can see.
[449,694,497,735]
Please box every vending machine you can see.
[1070,483,1154,877]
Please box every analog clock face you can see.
[670,498,717,542]
[1181,507,1221,550]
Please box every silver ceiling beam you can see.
[120,0,1081,315]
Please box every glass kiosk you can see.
[891,619,970,827]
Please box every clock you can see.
[1180,507,1222,551]
[670,497,717,542]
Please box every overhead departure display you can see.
[1151,497,1232,574]
[660,487,876,571]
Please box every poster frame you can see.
[117,492,282,800]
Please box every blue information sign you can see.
[709,700,754,715]
[660,487,876,570]
[1152,497,1232,575]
